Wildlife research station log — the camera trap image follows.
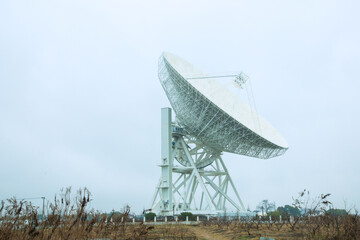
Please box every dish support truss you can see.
[151,108,246,216]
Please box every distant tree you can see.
[145,212,156,221]
[267,210,281,217]
[256,200,276,215]
[180,212,194,221]
[277,205,300,216]
[326,208,347,217]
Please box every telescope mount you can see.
[151,108,245,216]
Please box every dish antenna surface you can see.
[151,52,288,216]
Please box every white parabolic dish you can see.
[159,52,288,159]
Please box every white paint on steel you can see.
[152,52,289,216]
[151,114,246,215]
[159,52,288,159]
[160,108,173,214]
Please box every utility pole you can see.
[16,197,46,220]
[42,197,45,221]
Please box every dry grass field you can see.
[1,188,359,240]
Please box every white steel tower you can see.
[151,108,245,216]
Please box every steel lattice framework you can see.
[159,55,287,159]
[151,126,246,215]
[151,52,288,216]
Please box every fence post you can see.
[133,218,135,223]
[143,216,146,223]
[207,215,210,221]
[186,216,188,222]
[165,216,167,222]
[280,215,282,223]
[197,216,199,222]
[154,216,157,222]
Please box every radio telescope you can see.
[151,52,288,216]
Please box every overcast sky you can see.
[1,0,359,213]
